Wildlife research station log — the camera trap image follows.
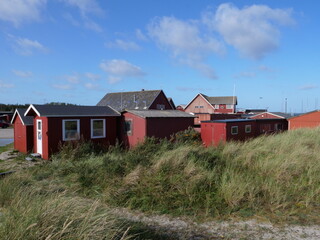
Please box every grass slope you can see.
[1,127,319,239]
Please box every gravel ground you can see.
[111,208,320,240]
[0,128,13,139]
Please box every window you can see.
[157,104,165,110]
[91,119,106,139]
[124,119,132,135]
[275,123,283,131]
[231,126,238,135]
[195,106,204,109]
[245,125,252,133]
[215,104,219,109]
[63,120,80,141]
[226,104,233,109]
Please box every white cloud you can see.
[64,74,80,84]
[84,82,99,90]
[53,84,73,90]
[203,3,294,59]
[234,71,256,79]
[258,65,275,72]
[0,0,46,26]
[136,29,148,41]
[12,70,33,78]
[299,84,318,91]
[148,16,224,79]
[0,81,14,88]
[61,0,103,16]
[85,72,100,81]
[9,35,47,55]
[106,39,140,51]
[100,59,145,84]
[61,0,103,32]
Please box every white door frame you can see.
[36,119,43,155]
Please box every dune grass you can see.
[1,127,320,231]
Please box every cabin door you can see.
[36,119,43,155]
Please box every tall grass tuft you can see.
[0,176,131,240]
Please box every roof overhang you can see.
[25,104,41,117]
[11,109,33,125]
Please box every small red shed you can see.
[201,118,288,147]
[120,110,195,147]
[25,104,120,160]
[288,110,320,130]
[11,108,34,153]
[201,119,256,147]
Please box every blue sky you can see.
[0,0,319,113]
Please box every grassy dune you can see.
[1,127,319,239]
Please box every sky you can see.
[0,0,319,113]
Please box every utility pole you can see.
[285,98,287,113]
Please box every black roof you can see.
[96,90,164,111]
[11,108,34,125]
[126,110,195,118]
[25,104,120,117]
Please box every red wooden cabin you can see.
[25,104,120,160]
[288,110,320,130]
[201,119,288,147]
[120,110,194,147]
[11,109,34,153]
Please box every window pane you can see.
[125,120,132,135]
[64,121,79,140]
[92,120,104,137]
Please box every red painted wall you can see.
[288,111,320,130]
[201,122,227,147]
[13,116,33,153]
[256,119,288,134]
[225,121,256,141]
[121,113,194,148]
[146,117,194,139]
[121,112,146,148]
[149,91,174,110]
[185,95,215,115]
[34,116,118,160]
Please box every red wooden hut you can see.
[11,109,34,153]
[24,104,120,160]
[201,119,256,146]
[201,118,288,147]
[288,110,320,130]
[120,110,195,147]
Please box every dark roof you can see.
[25,104,120,117]
[270,112,293,119]
[288,110,320,119]
[204,119,255,123]
[97,90,163,111]
[202,94,237,105]
[245,109,267,114]
[126,110,195,118]
[167,97,176,109]
[11,108,33,125]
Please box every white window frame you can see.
[62,119,80,141]
[245,125,252,133]
[226,104,233,109]
[231,126,238,135]
[91,119,106,139]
